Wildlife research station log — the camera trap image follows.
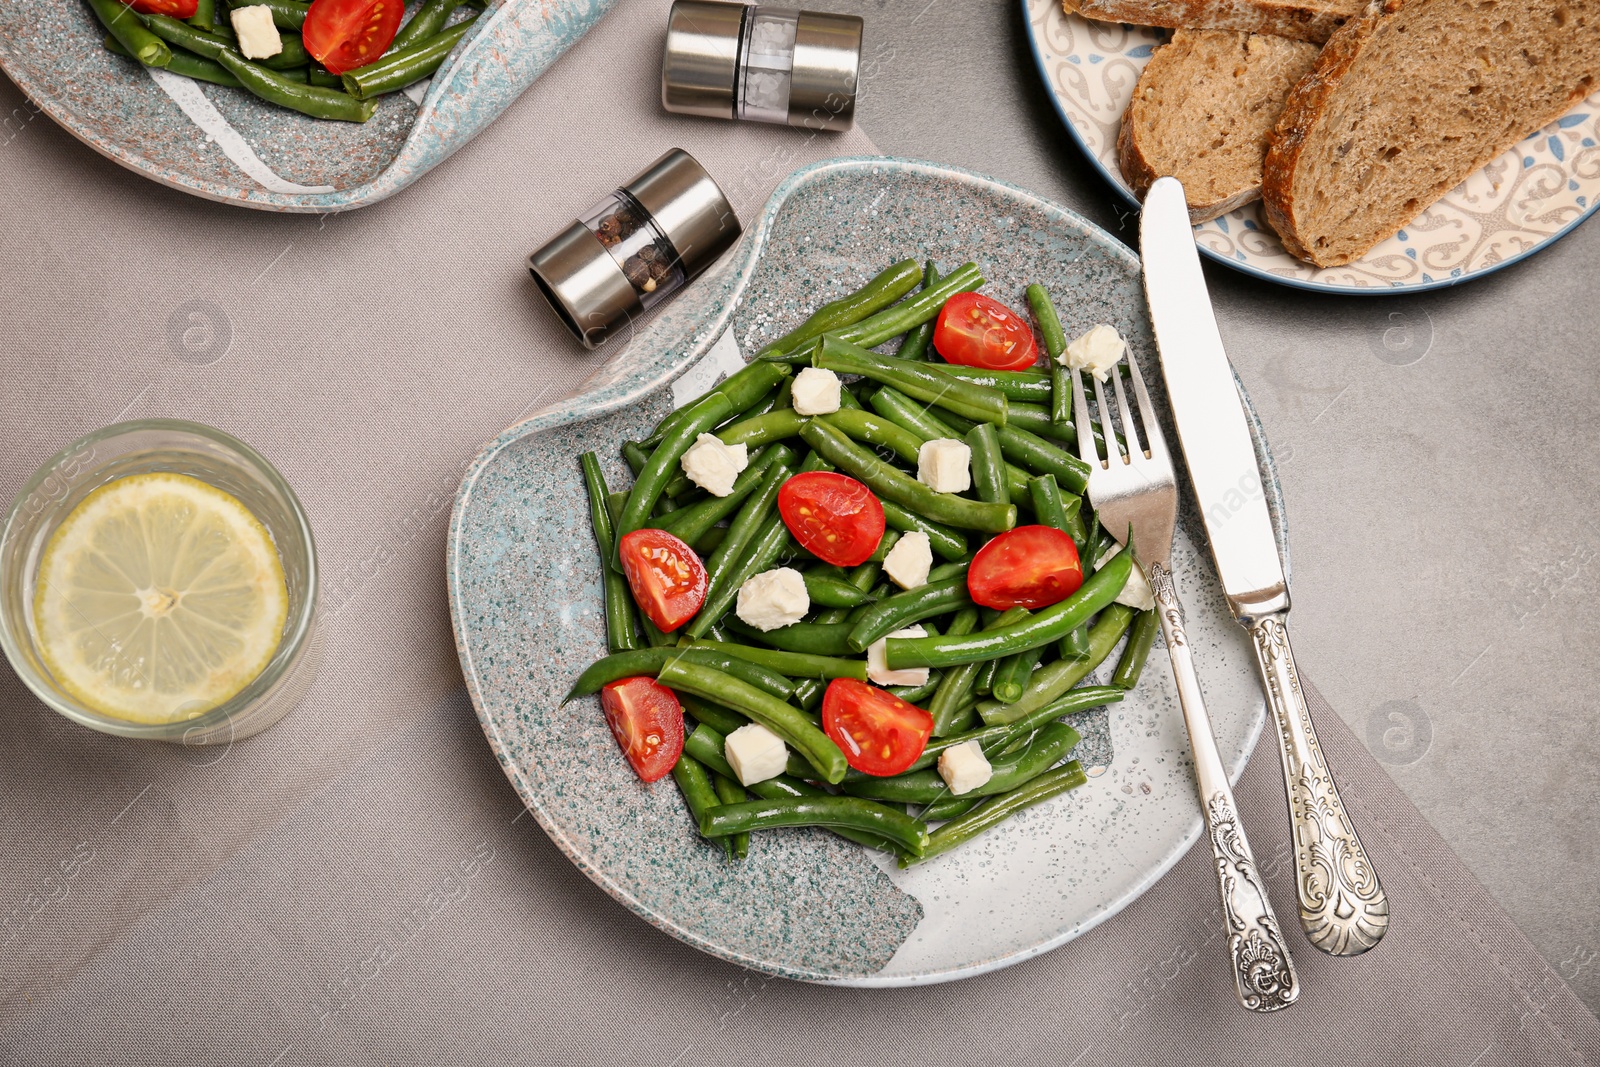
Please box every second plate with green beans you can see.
[447,156,1288,986]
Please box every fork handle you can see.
[1245,611,1390,956]
[1149,562,1300,1012]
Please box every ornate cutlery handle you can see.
[1150,563,1300,1012]
[1246,612,1389,956]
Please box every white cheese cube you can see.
[938,740,993,796]
[866,625,929,687]
[1095,545,1156,611]
[724,723,789,786]
[790,367,841,415]
[229,5,283,59]
[736,567,809,631]
[1060,324,1126,382]
[917,438,971,494]
[882,531,932,590]
[680,433,748,497]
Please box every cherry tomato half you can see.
[618,528,707,632]
[933,292,1040,372]
[302,0,405,75]
[778,471,885,567]
[599,676,684,783]
[123,0,199,15]
[967,525,1084,610]
[822,678,934,777]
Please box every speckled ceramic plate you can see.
[1023,0,1600,292]
[447,156,1287,985]
[0,0,610,211]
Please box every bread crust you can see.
[1259,0,1387,262]
[1063,0,1357,43]
[1262,0,1600,266]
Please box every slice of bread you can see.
[1063,0,1361,43]
[1119,30,1323,221]
[1262,0,1600,266]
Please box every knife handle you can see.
[1246,611,1389,956]
[1149,563,1299,1012]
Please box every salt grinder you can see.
[662,1,863,131]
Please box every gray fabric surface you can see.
[2,0,1598,1061]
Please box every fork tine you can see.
[1069,366,1101,468]
[1091,375,1125,464]
[1122,347,1167,460]
[1109,363,1144,460]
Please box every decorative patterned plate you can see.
[0,0,611,212]
[446,156,1287,985]
[1023,0,1600,291]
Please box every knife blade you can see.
[1140,177,1389,956]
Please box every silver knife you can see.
[1140,177,1389,957]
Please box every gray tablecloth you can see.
[2,0,1598,1062]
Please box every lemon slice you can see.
[33,473,288,724]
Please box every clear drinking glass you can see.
[0,420,319,744]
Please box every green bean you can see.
[306,63,342,87]
[845,577,972,653]
[901,761,1087,866]
[870,500,964,563]
[814,559,882,624]
[726,619,854,657]
[693,639,867,682]
[644,362,792,448]
[977,604,1135,724]
[681,694,748,737]
[919,796,983,822]
[143,15,241,62]
[226,0,307,29]
[886,551,1131,670]
[886,670,944,705]
[563,646,794,703]
[617,392,734,553]
[1113,608,1159,689]
[391,0,462,52]
[938,410,1091,495]
[579,453,640,654]
[341,15,478,98]
[973,657,999,697]
[756,259,923,360]
[818,408,923,465]
[866,387,1033,508]
[791,677,824,711]
[801,572,874,609]
[88,0,171,66]
[711,773,751,859]
[991,643,1045,704]
[189,0,216,30]
[714,409,807,452]
[1027,473,1088,546]
[844,722,1080,805]
[104,34,241,83]
[213,49,375,121]
[894,261,941,361]
[1025,284,1073,426]
[206,20,311,69]
[800,420,1015,534]
[926,608,981,735]
[700,796,929,856]
[1059,624,1093,660]
[933,366,1053,403]
[761,263,986,365]
[658,444,795,546]
[670,754,723,847]
[655,660,848,783]
[620,442,650,478]
[965,423,1007,509]
[814,337,1008,427]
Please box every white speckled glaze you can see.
[1024,0,1600,292]
[446,156,1287,985]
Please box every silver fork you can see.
[1071,354,1300,1014]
